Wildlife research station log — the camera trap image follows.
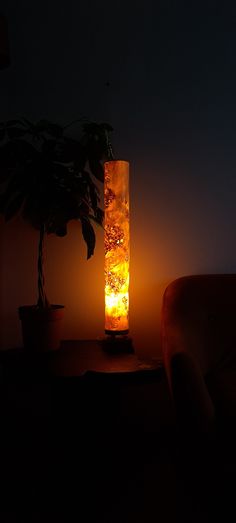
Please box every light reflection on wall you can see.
[1,162,230,358]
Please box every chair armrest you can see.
[169,351,215,434]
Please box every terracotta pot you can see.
[18,305,64,351]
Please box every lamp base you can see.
[101,334,134,354]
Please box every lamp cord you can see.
[106,130,114,161]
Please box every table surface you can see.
[0,339,163,378]
[59,339,162,376]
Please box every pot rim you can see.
[18,304,64,311]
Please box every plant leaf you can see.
[55,224,67,237]
[57,137,86,165]
[88,210,104,228]
[7,127,27,139]
[35,120,63,138]
[4,192,25,221]
[0,116,111,260]
[0,166,10,182]
[80,216,96,259]
[88,158,104,182]
[95,207,104,225]
[21,117,32,127]
[100,122,113,132]
[0,128,5,141]
[4,119,25,127]
[0,191,7,213]
[82,170,99,210]
[0,140,37,168]
[83,122,100,135]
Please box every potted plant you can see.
[0,117,113,351]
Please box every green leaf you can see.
[83,122,100,135]
[22,197,42,229]
[0,166,10,182]
[55,224,67,237]
[0,191,7,213]
[0,128,5,141]
[0,139,37,167]
[88,159,104,182]
[0,116,111,258]
[88,181,98,210]
[0,173,25,203]
[58,137,86,165]
[7,127,27,139]
[82,170,99,210]
[4,192,25,221]
[42,139,57,152]
[4,119,25,127]
[81,216,96,259]
[21,117,32,127]
[0,142,19,170]
[95,207,104,225]
[100,122,113,132]
[35,120,63,138]
[88,210,104,227]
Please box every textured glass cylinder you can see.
[104,160,129,334]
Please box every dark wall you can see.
[1,1,236,355]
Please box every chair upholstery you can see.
[161,274,236,433]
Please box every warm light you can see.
[104,160,130,334]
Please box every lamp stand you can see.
[101,334,134,354]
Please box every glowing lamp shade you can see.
[104,160,130,335]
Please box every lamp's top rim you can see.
[104,159,129,165]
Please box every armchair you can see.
[161,274,236,518]
[161,274,236,434]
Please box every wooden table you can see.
[0,340,172,523]
[0,339,163,380]
[55,339,162,376]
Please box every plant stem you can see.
[37,224,49,308]
[106,130,114,160]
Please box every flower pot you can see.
[18,305,65,351]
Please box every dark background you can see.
[1,1,236,355]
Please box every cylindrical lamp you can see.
[104,160,132,350]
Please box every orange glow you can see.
[104,160,129,334]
